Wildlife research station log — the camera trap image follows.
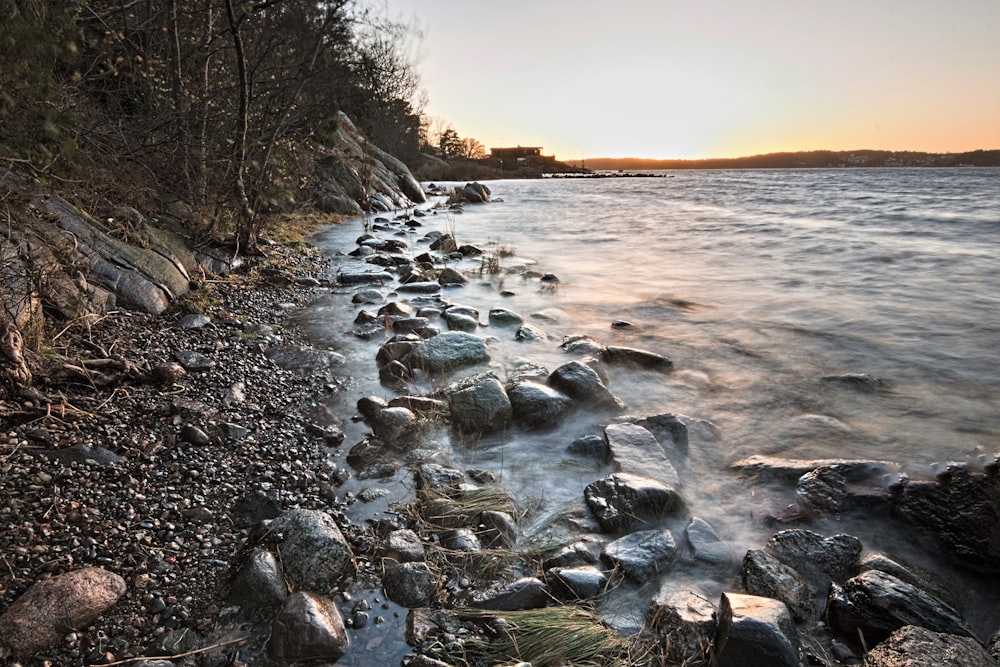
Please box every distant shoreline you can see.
[566,149,1000,171]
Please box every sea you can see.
[301,167,1000,661]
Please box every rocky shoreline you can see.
[3,195,1000,666]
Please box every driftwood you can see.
[1,310,32,388]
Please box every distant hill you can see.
[571,149,1000,171]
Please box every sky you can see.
[377,0,1000,161]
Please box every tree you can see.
[439,127,463,159]
[460,137,486,160]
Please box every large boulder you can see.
[507,379,574,430]
[383,562,438,608]
[602,528,679,581]
[268,592,349,663]
[447,374,512,435]
[765,529,862,583]
[0,567,127,658]
[862,625,995,667]
[404,331,491,373]
[268,509,354,593]
[548,360,625,413]
[741,549,814,622]
[605,422,680,487]
[714,593,802,667]
[648,587,718,666]
[584,472,685,532]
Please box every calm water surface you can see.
[302,168,1000,659]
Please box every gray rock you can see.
[415,463,465,492]
[862,625,995,667]
[176,313,211,329]
[376,339,421,366]
[357,395,389,420]
[471,577,547,611]
[585,472,685,533]
[732,454,897,483]
[337,268,394,285]
[648,587,718,666]
[821,373,886,392]
[601,346,674,373]
[634,412,693,456]
[488,307,524,327]
[174,349,214,371]
[438,267,468,285]
[397,280,442,294]
[268,509,354,593]
[826,570,974,644]
[858,553,956,607]
[227,548,288,610]
[741,549,814,622]
[0,567,127,658]
[370,406,420,448]
[546,565,609,600]
[443,310,478,332]
[765,529,861,582]
[605,422,680,487]
[383,561,439,608]
[507,380,574,430]
[560,334,605,356]
[268,591,349,662]
[602,528,679,581]
[686,517,732,565]
[542,540,601,570]
[567,434,609,460]
[404,331,490,373]
[441,528,482,552]
[514,324,547,341]
[178,424,210,445]
[548,360,625,413]
[478,510,518,548]
[448,374,512,435]
[714,592,802,667]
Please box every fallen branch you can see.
[95,636,249,666]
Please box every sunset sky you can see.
[382,0,1000,161]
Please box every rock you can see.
[178,423,210,445]
[765,529,861,582]
[821,373,886,392]
[862,625,995,667]
[471,577,547,611]
[560,334,605,355]
[370,406,420,448]
[514,324,547,342]
[478,510,518,548]
[227,548,288,610]
[546,565,609,600]
[585,472,685,533]
[337,268,394,284]
[714,592,802,667]
[415,463,465,492]
[548,360,625,413]
[732,454,897,483]
[600,346,674,373]
[151,361,186,385]
[602,528,679,581]
[893,465,1000,568]
[741,549,814,622]
[441,528,482,552]
[173,349,214,371]
[567,434,609,460]
[268,591,349,662]
[176,313,211,329]
[383,561,439,608]
[447,374,512,435]
[0,567,127,658]
[507,380,574,430]
[542,540,601,570]
[443,310,478,332]
[268,509,354,593]
[461,182,491,203]
[826,570,974,644]
[605,422,680,487]
[430,232,458,252]
[438,267,468,285]
[686,517,732,565]
[357,394,389,420]
[488,307,524,327]
[633,412,691,456]
[404,331,491,373]
[858,552,955,607]
[648,587,718,666]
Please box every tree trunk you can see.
[223,0,257,255]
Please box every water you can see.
[300,168,1000,657]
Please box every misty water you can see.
[298,168,1000,660]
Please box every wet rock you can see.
[404,331,490,373]
[585,472,685,533]
[415,463,465,492]
[383,562,439,608]
[893,464,1000,568]
[488,307,524,327]
[352,288,385,304]
[380,359,414,387]
[862,625,995,667]
[442,310,478,332]
[741,549,814,622]
[0,567,127,658]
[370,406,420,448]
[858,553,955,607]
[383,529,425,563]
[714,592,802,667]
[600,346,674,373]
[765,529,861,582]
[826,570,974,644]
[546,565,609,600]
[178,424,210,445]
[376,340,421,366]
[686,517,732,565]
[602,528,679,581]
[268,509,354,593]
[392,316,430,334]
[507,379,574,430]
[542,540,601,570]
[478,510,518,548]
[338,268,394,284]
[397,280,442,294]
[357,395,389,420]
[560,334,605,355]
[227,548,288,611]
[174,349,214,371]
[514,324,547,342]
[605,422,680,487]
[733,454,897,483]
[506,358,549,383]
[441,528,482,552]
[648,587,718,666]
[821,373,886,392]
[231,489,282,528]
[633,412,691,456]
[268,591,349,662]
[388,395,448,415]
[447,374,512,435]
[438,267,468,285]
[470,577,547,611]
[567,434,609,460]
[548,360,625,413]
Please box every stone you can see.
[415,463,465,492]
[514,324,547,341]
[478,510,518,548]
[337,268,394,284]
[404,331,490,373]
[605,422,680,487]
[438,267,468,285]
[732,454,897,483]
[634,412,692,456]
[174,349,214,371]
[542,540,601,570]
[603,528,679,581]
[470,577,547,611]
[0,567,127,658]
[560,334,605,355]
[765,529,861,582]
[648,587,718,666]
[441,528,482,552]
[714,593,802,667]
[178,424,210,445]
[268,509,354,593]
[443,310,478,332]
[546,565,609,600]
[370,406,420,448]
[567,434,609,460]
[741,549,814,622]
[383,529,425,563]
[227,548,288,610]
[268,592,348,662]
[357,395,389,420]
[448,374,512,435]
[383,561,439,608]
[686,517,732,565]
[548,360,625,412]
[507,380,574,430]
[821,373,886,392]
[862,625,995,667]
[600,345,674,373]
[826,570,974,645]
[585,472,685,533]
[176,313,211,329]
[488,307,524,327]
[151,361,186,385]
